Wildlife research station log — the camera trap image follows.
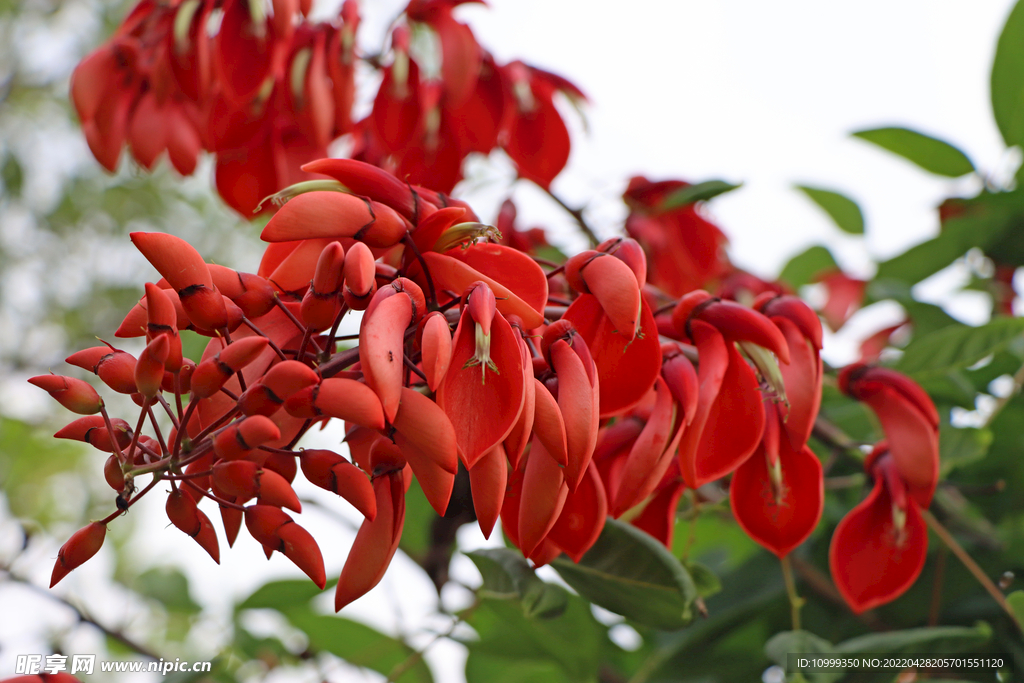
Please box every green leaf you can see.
[895,317,1024,381]
[1006,590,1024,628]
[852,127,974,177]
[992,0,1024,148]
[835,622,992,655]
[685,561,722,599]
[875,191,1021,284]
[465,548,569,618]
[465,595,604,682]
[659,180,741,210]
[286,609,433,683]
[466,548,540,600]
[134,568,201,615]
[236,579,326,612]
[550,518,697,630]
[765,630,842,683]
[795,185,865,234]
[939,422,993,476]
[179,330,209,364]
[465,655,571,683]
[1,154,23,197]
[778,245,839,289]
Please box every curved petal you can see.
[829,478,928,614]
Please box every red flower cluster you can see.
[35,158,940,618]
[71,0,584,215]
[54,1,951,623]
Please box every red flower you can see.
[624,178,730,297]
[830,445,929,613]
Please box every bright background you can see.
[0,0,1019,681]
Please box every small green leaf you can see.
[795,185,865,234]
[875,191,1021,284]
[466,548,538,600]
[522,583,570,620]
[1006,590,1024,629]
[834,622,991,655]
[992,0,1024,148]
[236,579,326,612]
[765,630,842,683]
[551,518,697,630]
[659,180,741,210]
[466,548,570,619]
[778,245,839,289]
[1,154,23,198]
[852,127,974,177]
[685,561,722,599]
[134,568,201,615]
[895,317,1024,381]
[286,609,433,683]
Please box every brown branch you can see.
[0,567,163,660]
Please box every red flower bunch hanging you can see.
[70,0,585,215]
[49,0,953,624]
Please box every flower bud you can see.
[51,522,106,587]
[28,375,103,415]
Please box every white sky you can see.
[2,1,1020,681]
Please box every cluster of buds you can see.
[36,158,942,617]
[70,0,585,215]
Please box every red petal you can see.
[774,316,822,449]
[829,478,928,613]
[730,409,823,557]
[517,436,569,557]
[439,310,525,467]
[611,377,677,516]
[688,341,765,487]
[630,478,685,548]
[547,462,607,562]
[563,295,661,417]
[336,470,405,610]
[503,78,570,189]
[446,243,549,321]
[468,444,508,538]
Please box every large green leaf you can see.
[659,180,741,210]
[852,127,974,177]
[286,609,433,683]
[992,0,1024,148]
[550,518,697,630]
[795,185,865,234]
[895,317,1024,381]
[778,245,839,289]
[835,622,992,654]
